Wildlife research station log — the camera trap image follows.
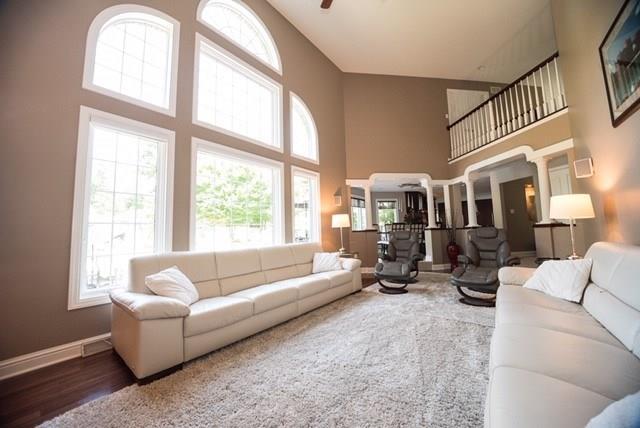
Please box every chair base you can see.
[456,286,496,307]
[377,279,409,294]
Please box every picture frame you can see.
[599,0,640,127]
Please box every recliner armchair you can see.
[375,231,423,294]
[450,227,520,306]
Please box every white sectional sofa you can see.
[110,242,362,379]
[486,242,640,427]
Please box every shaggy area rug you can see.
[43,274,495,428]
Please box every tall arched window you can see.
[197,0,281,73]
[290,92,319,163]
[83,5,180,115]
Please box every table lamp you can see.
[549,194,595,259]
[332,213,351,254]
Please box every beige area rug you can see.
[43,274,495,427]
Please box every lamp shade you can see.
[549,194,595,220]
[332,213,351,228]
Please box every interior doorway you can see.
[501,177,536,252]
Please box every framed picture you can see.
[600,0,640,127]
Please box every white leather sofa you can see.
[109,242,362,379]
[486,242,640,427]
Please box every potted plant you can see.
[445,210,461,271]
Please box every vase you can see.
[446,242,460,271]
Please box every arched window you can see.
[197,0,281,73]
[290,93,319,163]
[83,5,180,115]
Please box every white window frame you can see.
[190,137,285,250]
[196,0,282,74]
[291,166,321,243]
[290,92,319,165]
[193,33,283,152]
[376,198,400,226]
[68,106,175,310]
[351,196,366,231]
[82,4,180,116]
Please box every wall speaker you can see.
[574,158,594,178]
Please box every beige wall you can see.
[0,0,346,359]
[552,0,640,245]
[343,73,500,180]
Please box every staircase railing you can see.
[447,52,567,161]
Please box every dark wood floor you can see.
[0,276,377,428]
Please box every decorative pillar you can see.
[421,179,437,229]
[489,172,504,229]
[443,184,452,227]
[363,184,374,229]
[465,178,479,227]
[533,158,551,223]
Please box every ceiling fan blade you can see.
[321,0,333,9]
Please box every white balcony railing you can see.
[448,52,567,161]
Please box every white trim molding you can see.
[290,91,319,165]
[193,33,284,153]
[189,137,285,251]
[82,4,181,116]
[0,333,111,381]
[291,165,321,244]
[196,0,282,75]
[69,106,175,310]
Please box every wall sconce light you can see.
[334,188,342,206]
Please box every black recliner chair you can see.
[450,227,520,306]
[375,231,423,295]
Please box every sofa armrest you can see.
[341,258,362,272]
[498,267,536,286]
[110,289,190,321]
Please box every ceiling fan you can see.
[320,0,333,9]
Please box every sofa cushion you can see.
[130,252,220,297]
[291,242,323,276]
[259,245,300,283]
[311,270,352,288]
[497,284,584,314]
[583,242,640,357]
[490,324,640,401]
[184,297,253,337]
[488,367,613,428]
[230,282,298,314]
[273,276,331,299]
[216,249,267,295]
[495,302,625,348]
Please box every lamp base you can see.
[338,248,346,254]
[567,254,582,260]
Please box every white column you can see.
[422,179,437,229]
[533,158,551,223]
[465,178,479,227]
[363,184,374,229]
[489,172,504,229]
[443,184,452,227]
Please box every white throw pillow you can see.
[312,252,342,273]
[145,266,199,305]
[523,258,593,302]
[586,390,640,428]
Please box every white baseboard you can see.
[0,333,111,380]
[430,263,450,271]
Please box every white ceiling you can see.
[267,0,557,83]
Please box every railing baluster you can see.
[485,101,496,141]
[526,75,534,123]
[509,87,516,131]
[447,53,566,160]
[539,68,548,116]
[518,82,526,126]
[553,57,564,108]
[546,62,555,113]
